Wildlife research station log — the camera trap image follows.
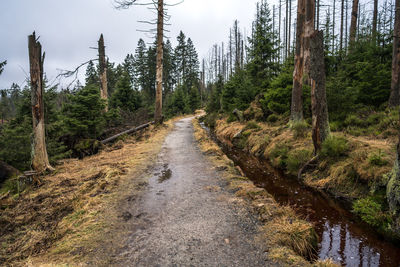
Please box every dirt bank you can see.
[210,116,399,241]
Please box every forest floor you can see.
[1,115,335,266]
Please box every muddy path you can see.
[108,117,270,266]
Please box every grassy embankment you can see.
[193,117,337,267]
[202,105,399,240]
[0,118,181,266]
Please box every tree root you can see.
[298,155,320,180]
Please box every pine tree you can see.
[185,38,200,91]
[163,40,176,97]
[133,39,148,93]
[85,60,99,86]
[174,31,187,85]
[0,60,6,75]
[110,72,142,112]
[247,0,280,91]
[61,85,106,140]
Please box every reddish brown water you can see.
[202,124,400,267]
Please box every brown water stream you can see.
[202,123,400,267]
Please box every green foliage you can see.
[227,113,237,123]
[61,85,106,140]
[291,120,309,139]
[206,75,224,113]
[0,116,31,170]
[0,60,7,76]
[244,121,261,130]
[260,63,293,115]
[267,114,279,123]
[287,149,313,175]
[110,72,142,112]
[165,86,190,118]
[247,0,279,91]
[353,197,391,228]
[269,143,290,168]
[221,70,256,113]
[368,150,389,166]
[320,136,349,158]
[203,112,218,128]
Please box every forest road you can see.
[112,117,269,266]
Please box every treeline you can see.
[0,31,201,171]
[205,0,394,128]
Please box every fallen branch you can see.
[101,121,155,144]
[297,155,320,180]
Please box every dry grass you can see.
[193,118,323,266]
[0,117,182,266]
[214,117,395,200]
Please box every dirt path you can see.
[110,117,269,266]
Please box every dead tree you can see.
[114,0,167,124]
[373,0,379,43]
[389,0,400,107]
[291,0,306,122]
[310,30,330,153]
[340,0,345,52]
[98,34,108,112]
[387,0,400,226]
[349,0,360,45]
[154,0,164,124]
[28,32,54,173]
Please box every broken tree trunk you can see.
[98,34,108,112]
[349,0,359,45]
[154,0,164,125]
[101,121,154,144]
[389,0,400,108]
[28,32,54,173]
[291,0,305,122]
[310,30,330,153]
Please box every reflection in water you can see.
[319,222,381,266]
[201,123,400,267]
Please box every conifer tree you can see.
[247,0,279,91]
[110,72,141,112]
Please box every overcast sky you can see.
[0,0,278,89]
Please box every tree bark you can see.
[340,0,345,52]
[98,34,108,112]
[28,32,53,173]
[310,30,330,153]
[291,0,305,122]
[349,0,359,45]
[373,0,379,43]
[154,0,164,124]
[390,0,400,107]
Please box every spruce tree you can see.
[110,72,142,112]
[247,0,279,91]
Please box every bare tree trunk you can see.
[349,0,359,45]
[340,0,345,52]
[279,0,282,62]
[373,0,379,43]
[389,0,400,107]
[333,0,336,53]
[317,0,320,30]
[303,0,315,80]
[310,30,330,153]
[288,0,292,56]
[154,0,164,124]
[387,0,400,230]
[291,0,305,122]
[98,34,108,112]
[28,32,53,173]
